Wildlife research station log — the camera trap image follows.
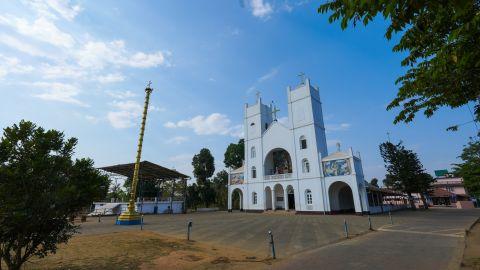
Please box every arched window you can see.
[300,136,307,149]
[252,166,257,178]
[252,192,257,204]
[305,189,313,205]
[302,159,310,173]
[251,146,256,158]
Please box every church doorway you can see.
[265,186,272,210]
[273,184,285,210]
[329,181,355,214]
[287,185,295,210]
[231,188,243,211]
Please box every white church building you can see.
[228,77,370,214]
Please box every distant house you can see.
[428,170,474,208]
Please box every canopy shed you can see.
[99,160,190,214]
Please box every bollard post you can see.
[368,215,372,230]
[389,211,393,225]
[187,219,193,241]
[140,214,144,230]
[344,219,349,238]
[268,230,276,259]
[98,213,101,223]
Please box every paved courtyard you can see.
[80,208,479,266]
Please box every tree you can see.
[370,178,379,187]
[0,120,109,270]
[453,139,480,197]
[379,141,434,209]
[212,170,229,209]
[318,1,480,127]
[192,148,215,185]
[224,139,244,169]
[192,149,215,207]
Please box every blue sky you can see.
[0,0,477,184]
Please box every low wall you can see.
[93,201,184,215]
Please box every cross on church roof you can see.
[271,101,280,120]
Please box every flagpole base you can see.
[116,210,141,225]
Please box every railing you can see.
[264,173,292,180]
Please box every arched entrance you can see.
[265,186,272,210]
[231,188,243,211]
[286,185,295,210]
[329,181,355,213]
[273,184,285,210]
[264,148,293,176]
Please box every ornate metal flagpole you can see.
[116,81,153,225]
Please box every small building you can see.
[428,170,474,209]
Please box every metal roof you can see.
[99,160,189,180]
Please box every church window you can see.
[251,147,256,158]
[250,122,255,126]
[300,136,307,149]
[252,166,257,178]
[302,159,310,173]
[305,189,313,205]
[265,123,268,130]
[252,192,257,204]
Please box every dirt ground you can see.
[462,221,480,270]
[25,231,274,270]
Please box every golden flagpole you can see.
[116,81,153,225]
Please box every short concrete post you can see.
[98,213,101,223]
[140,214,144,230]
[389,211,393,225]
[268,230,276,259]
[368,215,372,230]
[344,219,349,238]
[187,219,193,241]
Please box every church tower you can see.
[287,77,328,178]
[243,95,273,184]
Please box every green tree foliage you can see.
[186,184,201,210]
[379,141,434,209]
[370,178,379,187]
[318,1,480,126]
[0,120,110,270]
[191,149,215,207]
[224,139,244,169]
[453,139,480,197]
[212,170,229,209]
[192,148,215,185]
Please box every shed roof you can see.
[99,160,189,180]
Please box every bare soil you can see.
[462,221,480,270]
[25,230,273,270]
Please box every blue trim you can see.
[116,219,141,225]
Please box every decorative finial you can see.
[297,72,306,84]
[256,91,261,103]
[336,142,341,152]
[145,81,153,93]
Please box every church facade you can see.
[228,77,370,214]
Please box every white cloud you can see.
[43,0,83,21]
[0,34,48,57]
[107,100,142,129]
[164,113,242,137]
[40,63,86,79]
[97,73,125,83]
[258,67,278,82]
[85,115,100,124]
[166,136,189,144]
[76,40,169,69]
[327,139,341,147]
[0,55,34,78]
[149,105,166,112]
[250,0,273,18]
[106,90,137,99]
[31,81,86,106]
[0,15,75,48]
[325,123,351,132]
[24,0,82,21]
[168,153,193,163]
[277,116,289,126]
